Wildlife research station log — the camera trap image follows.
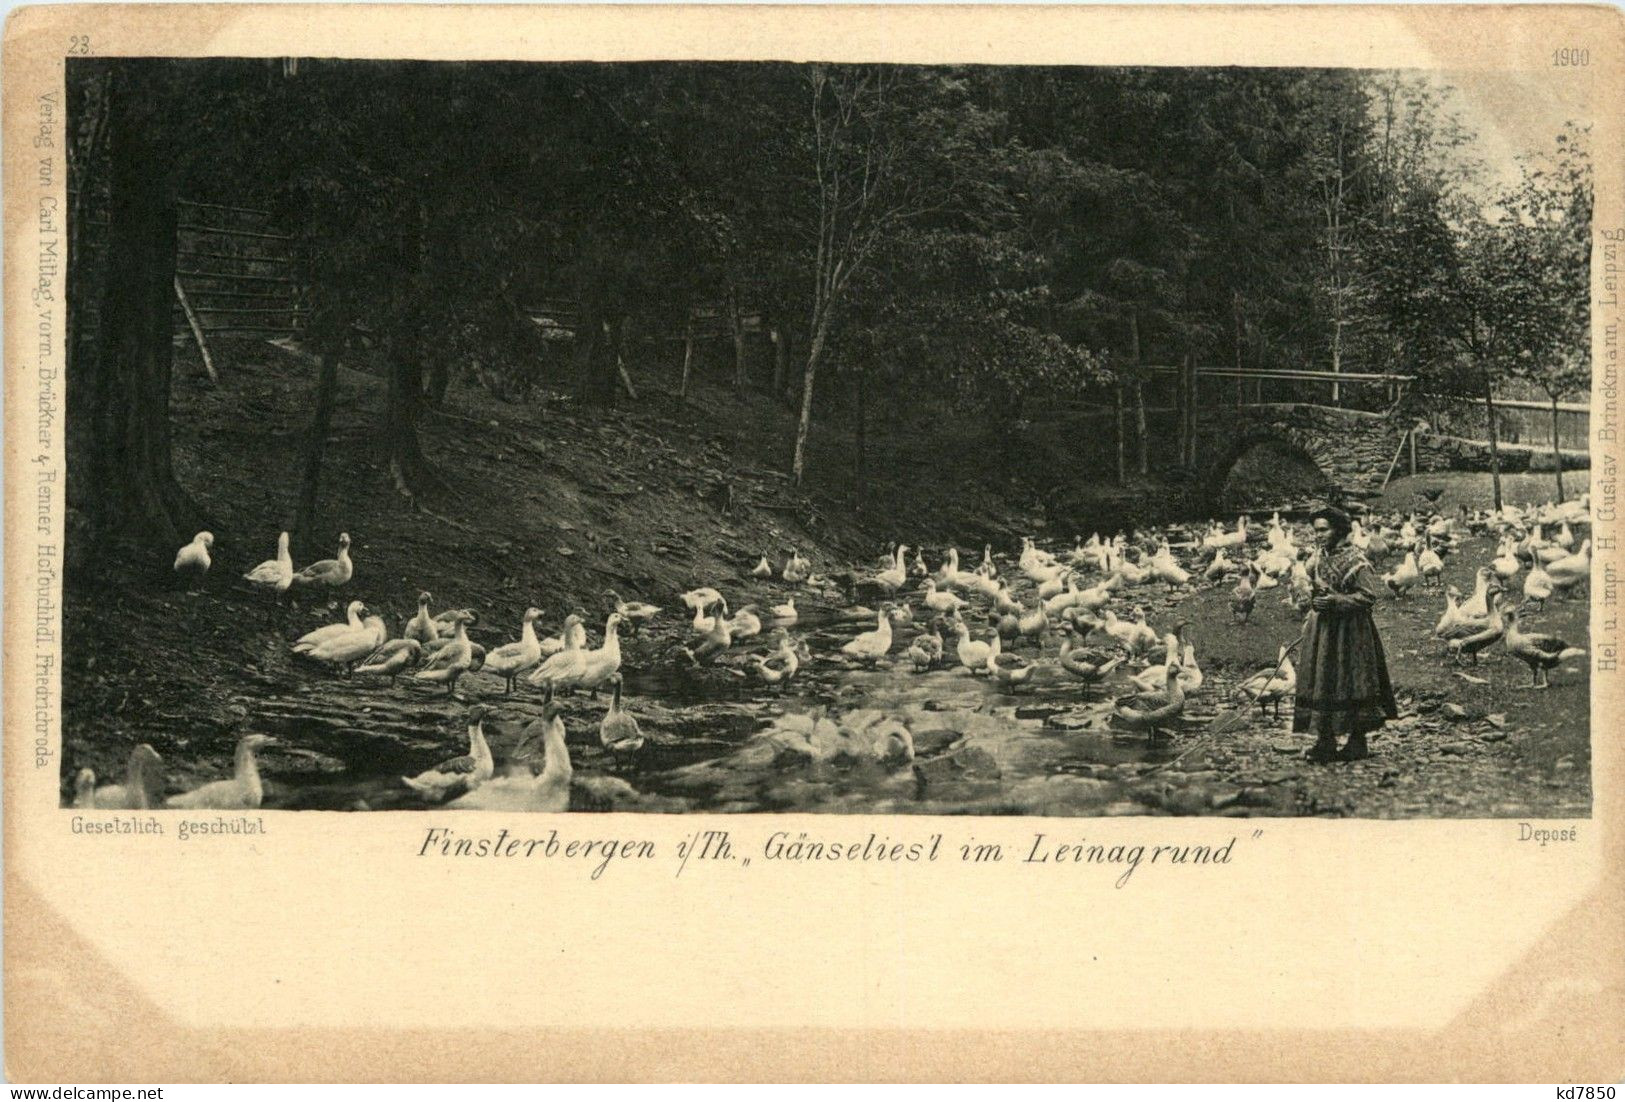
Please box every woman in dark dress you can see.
[1293,506,1399,762]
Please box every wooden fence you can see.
[75,196,304,373]
[1426,393,1590,453]
[170,198,303,340]
[524,299,765,341]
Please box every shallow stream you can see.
[257,601,1205,816]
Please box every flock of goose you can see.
[72,490,1592,814]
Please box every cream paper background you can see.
[4,4,1621,1081]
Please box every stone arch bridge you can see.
[1032,394,1510,530]
[1193,402,1439,507]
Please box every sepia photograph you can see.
[61,55,1596,819]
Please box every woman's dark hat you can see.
[1311,503,1353,532]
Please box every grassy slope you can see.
[61,337,1034,792]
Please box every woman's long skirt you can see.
[1292,608,1399,737]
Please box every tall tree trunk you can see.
[1190,354,1199,468]
[1129,310,1147,475]
[1330,319,1344,406]
[89,67,202,552]
[791,313,830,485]
[727,282,748,392]
[68,69,111,367]
[382,198,445,499]
[1550,392,1565,503]
[1190,356,1201,467]
[424,357,450,407]
[854,363,868,510]
[1114,383,1126,483]
[67,70,112,555]
[1482,370,1503,513]
[385,341,444,501]
[1183,354,1196,471]
[572,305,617,407]
[1184,354,1201,468]
[770,326,789,401]
[291,352,339,540]
[1232,291,1244,406]
[1134,380,1148,476]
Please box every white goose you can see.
[752,631,802,685]
[90,744,164,809]
[599,675,644,755]
[1433,586,1465,638]
[573,614,625,696]
[294,600,366,652]
[606,590,661,635]
[402,706,494,803]
[1238,648,1297,716]
[1547,539,1591,594]
[1117,608,1159,658]
[1458,568,1493,620]
[728,605,763,640]
[448,702,572,812]
[291,532,353,590]
[841,606,895,663]
[690,595,730,635]
[73,768,97,809]
[683,603,734,665]
[482,608,546,693]
[1417,539,1444,584]
[921,578,966,615]
[1382,552,1420,597]
[242,531,293,597]
[938,548,974,590]
[681,586,724,614]
[166,735,277,810]
[1130,642,1202,694]
[173,531,214,585]
[1203,516,1248,551]
[909,546,929,578]
[413,611,476,695]
[953,620,995,674]
[1491,539,1522,581]
[299,608,387,674]
[873,544,908,592]
[1043,574,1083,616]
[403,592,440,645]
[1523,559,1554,609]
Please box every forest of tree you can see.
[66,59,1593,550]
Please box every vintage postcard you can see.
[4,3,1622,1082]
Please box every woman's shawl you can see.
[1309,542,1379,600]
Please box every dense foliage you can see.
[72,59,1592,502]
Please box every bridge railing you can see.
[1138,364,1414,410]
[1423,393,1590,453]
